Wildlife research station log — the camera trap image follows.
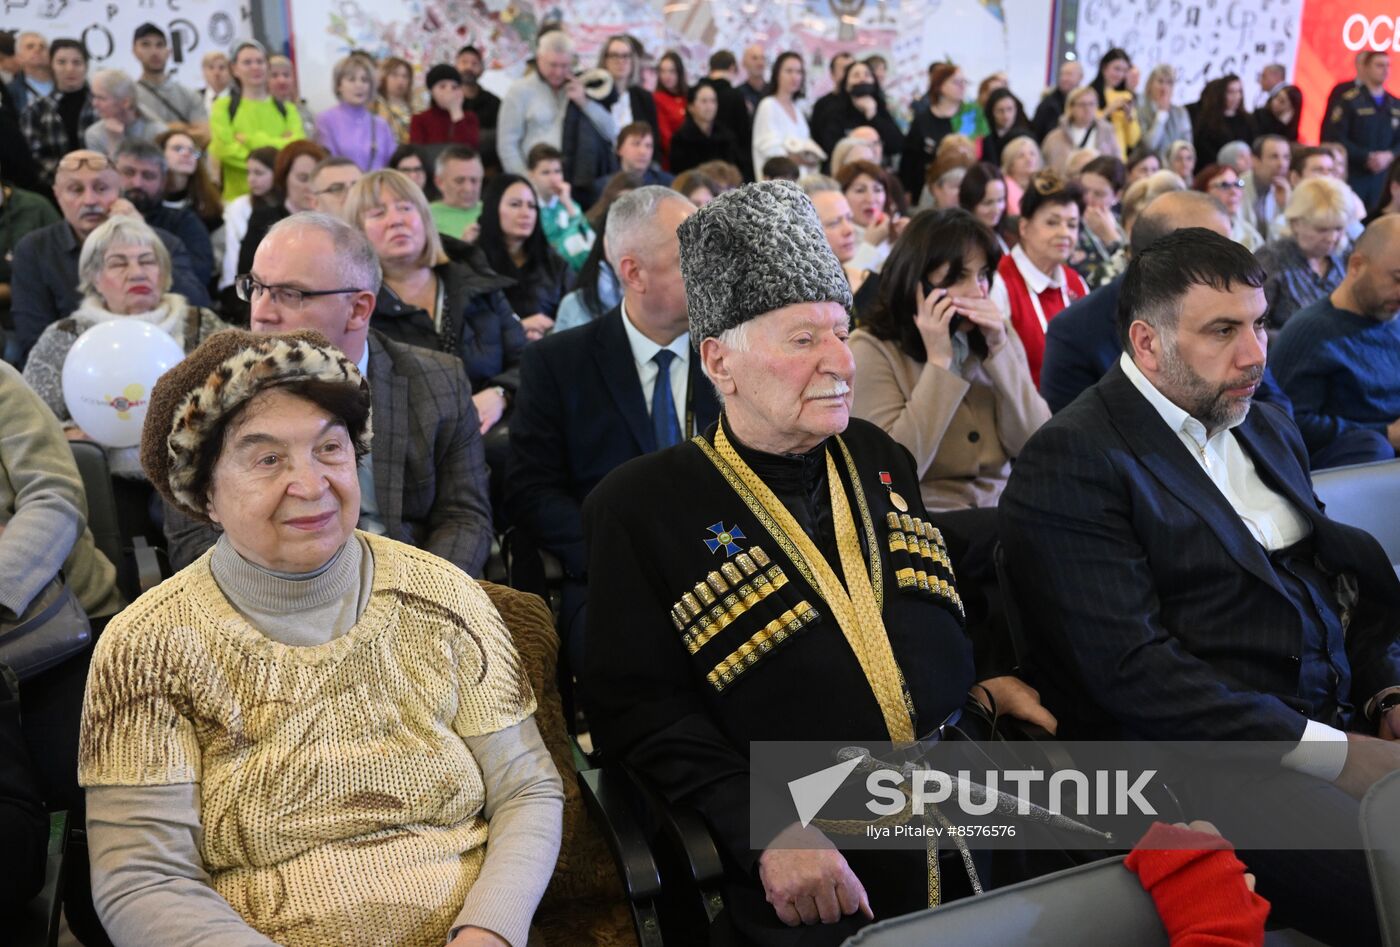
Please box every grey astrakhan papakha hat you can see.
[677,179,853,348]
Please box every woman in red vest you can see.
[988,170,1088,385]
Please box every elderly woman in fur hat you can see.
[77,328,562,947]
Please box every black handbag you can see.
[0,577,92,681]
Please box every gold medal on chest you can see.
[878,471,908,512]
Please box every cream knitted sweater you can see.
[79,533,540,946]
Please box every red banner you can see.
[1295,4,1400,144]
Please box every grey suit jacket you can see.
[164,329,493,576]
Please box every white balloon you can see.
[61,320,185,449]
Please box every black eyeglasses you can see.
[235,274,364,308]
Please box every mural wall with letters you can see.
[1073,0,1303,106]
[6,0,249,88]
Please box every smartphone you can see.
[922,278,968,332]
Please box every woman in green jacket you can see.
[210,40,304,201]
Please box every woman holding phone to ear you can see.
[850,208,1049,512]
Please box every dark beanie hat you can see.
[140,329,370,523]
[677,179,853,347]
[425,64,462,90]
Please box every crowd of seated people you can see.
[1,19,1398,947]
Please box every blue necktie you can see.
[651,349,683,450]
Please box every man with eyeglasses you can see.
[162,211,493,577]
[114,139,213,288]
[6,149,209,366]
[308,156,362,217]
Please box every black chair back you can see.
[67,442,125,590]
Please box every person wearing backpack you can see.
[209,40,304,201]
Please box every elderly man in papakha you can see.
[77,328,562,947]
[580,180,1056,944]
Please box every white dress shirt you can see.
[621,299,691,437]
[609,89,634,135]
[1120,352,1348,778]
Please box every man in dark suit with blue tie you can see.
[1001,228,1400,946]
[508,186,719,666]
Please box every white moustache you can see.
[805,379,851,400]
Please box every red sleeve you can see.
[1123,822,1270,947]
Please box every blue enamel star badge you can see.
[704,522,746,556]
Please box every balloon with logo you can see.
[62,320,185,449]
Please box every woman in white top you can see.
[752,52,819,180]
[218,146,278,292]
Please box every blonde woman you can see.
[343,170,525,432]
[1137,65,1192,161]
[999,135,1041,216]
[1166,139,1197,183]
[1256,177,1351,328]
[1120,168,1186,238]
[1041,87,1118,175]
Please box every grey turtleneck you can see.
[208,531,375,646]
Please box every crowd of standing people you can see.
[1,18,1399,947]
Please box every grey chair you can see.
[1362,769,1400,946]
[1312,458,1400,572]
[841,853,1327,946]
[68,440,164,600]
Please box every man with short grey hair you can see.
[497,31,615,175]
[163,212,493,577]
[1031,59,1085,141]
[507,186,714,666]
